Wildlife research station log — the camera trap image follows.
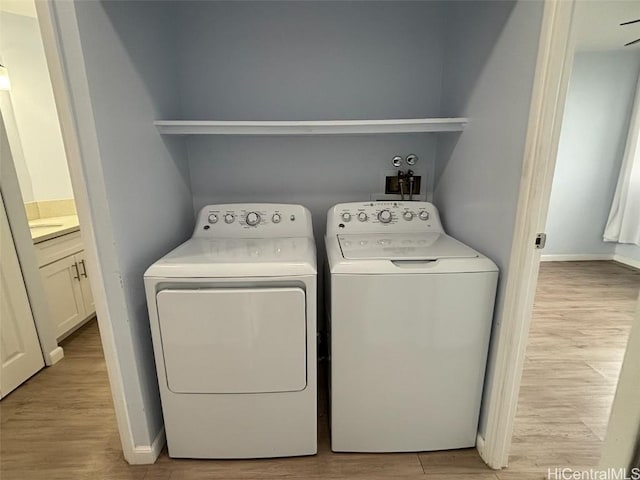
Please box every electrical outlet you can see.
[385,175,421,195]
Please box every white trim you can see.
[539,253,639,270]
[48,346,64,365]
[476,433,486,457]
[614,254,640,270]
[130,428,166,465]
[35,0,138,465]
[599,299,640,468]
[478,0,577,469]
[541,253,615,262]
[155,118,468,136]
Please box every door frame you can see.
[34,1,142,464]
[477,0,577,468]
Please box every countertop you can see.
[29,215,80,244]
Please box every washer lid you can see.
[338,233,479,260]
[145,237,317,278]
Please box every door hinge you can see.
[535,233,547,249]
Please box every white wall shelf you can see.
[154,118,468,136]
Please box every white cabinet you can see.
[77,252,94,314]
[36,232,95,340]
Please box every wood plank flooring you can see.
[1,261,638,479]
[508,261,639,475]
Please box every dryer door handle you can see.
[390,260,439,269]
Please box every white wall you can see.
[65,0,193,448]
[0,90,33,201]
[434,0,544,437]
[544,50,640,258]
[0,11,73,201]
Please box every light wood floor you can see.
[1,261,638,479]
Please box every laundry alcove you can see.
[48,0,544,463]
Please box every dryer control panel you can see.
[194,204,314,238]
[326,201,444,235]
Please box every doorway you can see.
[0,1,99,393]
[508,3,640,474]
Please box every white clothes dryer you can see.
[145,204,317,459]
[325,201,498,453]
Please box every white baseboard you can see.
[540,253,640,270]
[540,254,614,262]
[127,427,165,465]
[476,432,485,456]
[48,346,64,365]
[613,254,640,270]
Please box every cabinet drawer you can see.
[36,231,83,267]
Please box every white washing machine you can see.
[326,201,498,453]
[145,204,317,459]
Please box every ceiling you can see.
[0,0,36,18]
[573,0,640,51]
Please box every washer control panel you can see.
[326,201,444,235]
[194,204,313,238]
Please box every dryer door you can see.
[156,287,306,394]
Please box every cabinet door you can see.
[40,256,86,339]
[76,253,94,315]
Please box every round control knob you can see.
[272,213,281,224]
[419,211,430,221]
[245,212,260,226]
[403,211,414,221]
[224,213,235,224]
[207,213,218,224]
[357,212,368,222]
[378,210,392,223]
[341,212,352,222]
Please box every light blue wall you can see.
[434,0,544,437]
[180,1,448,335]
[544,50,640,257]
[176,1,446,120]
[181,1,446,259]
[616,243,640,262]
[71,1,194,446]
[65,0,547,451]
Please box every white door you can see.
[40,255,86,339]
[0,196,44,397]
